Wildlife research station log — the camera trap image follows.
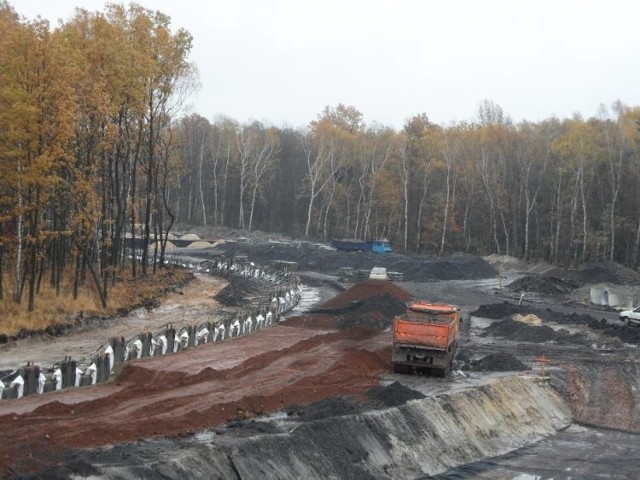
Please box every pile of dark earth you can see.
[311,280,413,329]
[507,260,640,295]
[217,382,425,438]
[312,293,409,329]
[481,319,586,344]
[472,302,640,344]
[290,382,426,424]
[193,242,498,282]
[459,352,529,372]
[507,276,578,295]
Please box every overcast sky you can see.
[15,0,640,129]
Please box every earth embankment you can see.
[46,376,570,479]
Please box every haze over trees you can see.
[1,2,640,314]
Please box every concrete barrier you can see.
[0,255,301,401]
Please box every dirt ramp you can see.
[321,279,412,309]
[65,376,570,479]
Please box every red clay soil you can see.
[321,279,412,309]
[0,280,408,476]
[0,318,392,476]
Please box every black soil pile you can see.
[336,293,409,329]
[364,381,425,408]
[191,242,497,282]
[321,280,412,310]
[481,319,585,344]
[482,320,558,342]
[316,280,412,329]
[469,352,529,372]
[472,301,640,344]
[506,261,640,296]
[408,252,498,281]
[472,302,542,319]
[507,276,578,294]
[547,261,640,287]
[287,382,424,422]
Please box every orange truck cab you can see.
[392,301,459,376]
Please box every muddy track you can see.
[0,319,389,476]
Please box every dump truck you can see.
[392,301,459,376]
[330,238,392,254]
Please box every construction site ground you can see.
[0,241,639,479]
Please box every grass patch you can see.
[0,267,192,336]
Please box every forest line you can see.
[175,101,640,271]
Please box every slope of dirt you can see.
[468,352,529,372]
[547,261,640,287]
[32,376,571,479]
[0,279,411,476]
[0,318,391,476]
[321,279,412,309]
[504,260,640,297]
[481,319,586,344]
[285,381,426,422]
[507,275,578,294]
[311,280,412,330]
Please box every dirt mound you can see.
[315,280,411,329]
[484,254,553,275]
[364,381,425,408]
[469,353,529,372]
[336,293,409,329]
[510,261,640,296]
[187,241,213,249]
[287,381,424,421]
[482,319,560,343]
[411,252,498,281]
[471,302,541,320]
[322,280,412,309]
[153,240,176,251]
[507,275,578,294]
[547,261,640,287]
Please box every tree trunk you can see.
[580,166,588,263]
[199,134,207,225]
[440,164,452,256]
[553,171,563,264]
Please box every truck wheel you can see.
[624,317,631,326]
[393,364,410,374]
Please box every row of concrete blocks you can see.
[173,256,291,285]
[0,285,302,400]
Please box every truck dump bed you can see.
[393,303,458,352]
